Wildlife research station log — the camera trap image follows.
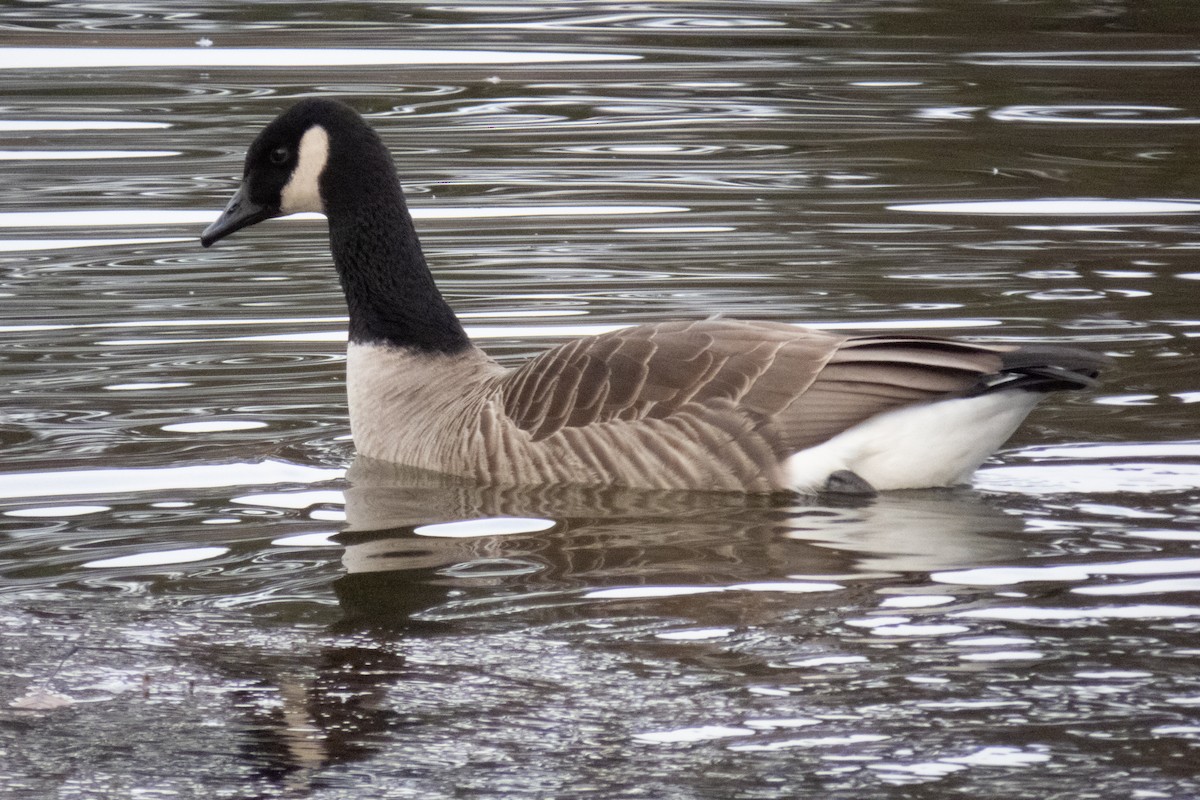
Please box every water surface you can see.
[2,2,1199,797]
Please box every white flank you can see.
[784,390,1041,492]
[280,125,329,214]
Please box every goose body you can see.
[201,99,1107,494]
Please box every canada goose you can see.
[201,98,1107,494]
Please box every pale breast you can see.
[345,342,505,471]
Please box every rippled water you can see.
[2,2,1200,797]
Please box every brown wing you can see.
[500,321,1013,454]
[500,320,841,440]
[775,336,1010,451]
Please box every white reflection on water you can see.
[870,747,1050,784]
[82,546,229,569]
[976,441,1200,494]
[413,517,555,537]
[0,461,342,501]
[633,726,753,744]
[269,532,340,548]
[933,557,1200,586]
[1073,578,1200,596]
[655,628,734,641]
[956,650,1043,662]
[585,581,843,599]
[1005,442,1200,460]
[728,734,890,752]
[786,655,867,667]
[0,47,640,69]
[161,420,269,433]
[976,463,1200,494]
[1151,725,1200,735]
[587,586,725,599]
[4,505,110,517]
[614,226,737,234]
[1074,670,1152,679]
[870,761,965,780]
[104,382,191,391]
[878,595,954,608]
[233,490,344,508]
[853,81,923,87]
[735,581,845,593]
[0,316,349,335]
[890,199,1200,215]
[459,309,584,319]
[0,150,180,160]
[0,121,170,131]
[845,616,909,628]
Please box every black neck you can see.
[323,145,470,353]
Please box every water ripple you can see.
[3,7,1200,797]
[0,47,639,70]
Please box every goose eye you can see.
[269,146,289,165]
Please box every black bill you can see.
[200,185,277,247]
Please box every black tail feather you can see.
[973,344,1111,395]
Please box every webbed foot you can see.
[823,469,878,497]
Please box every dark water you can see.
[2,2,1200,797]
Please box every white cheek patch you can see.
[279,125,329,214]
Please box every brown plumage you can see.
[345,319,1105,492]
[501,321,1018,451]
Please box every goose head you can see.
[199,100,469,352]
[200,99,395,247]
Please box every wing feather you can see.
[501,321,844,442]
[500,321,1025,457]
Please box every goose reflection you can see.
[331,456,1028,632]
[228,459,1032,787]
